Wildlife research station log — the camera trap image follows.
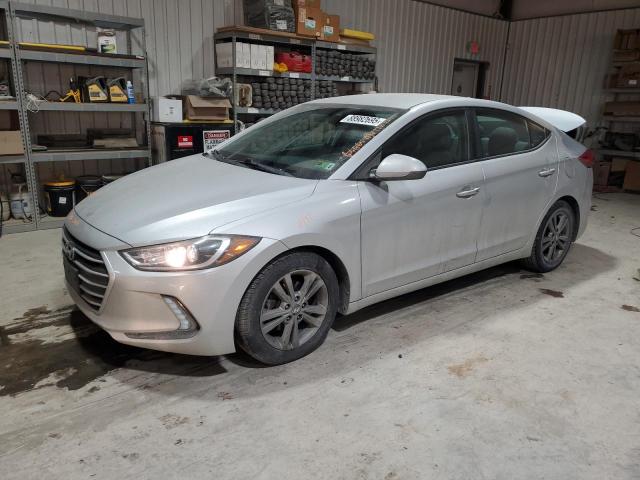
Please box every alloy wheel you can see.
[541,210,571,264]
[259,269,329,351]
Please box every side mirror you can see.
[372,154,427,181]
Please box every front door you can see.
[358,110,485,297]
[473,108,559,261]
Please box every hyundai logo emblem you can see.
[62,239,75,262]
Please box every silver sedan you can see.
[63,94,593,365]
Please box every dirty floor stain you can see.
[520,273,544,280]
[447,355,489,378]
[0,307,225,397]
[622,305,640,313]
[539,288,564,298]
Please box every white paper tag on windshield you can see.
[340,114,386,127]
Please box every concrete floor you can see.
[0,193,639,479]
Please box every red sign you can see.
[177,135,193,148]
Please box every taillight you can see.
[578,149,594,168]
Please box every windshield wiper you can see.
[235,158,294,177]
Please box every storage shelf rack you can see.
[0,1,151,235]
[214,27,377,133]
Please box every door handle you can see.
[538,168,556,177]
[456,186,480,198]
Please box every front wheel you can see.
[522,200,575,273]
[235,252,339,365]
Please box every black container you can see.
[75,175,102,203]
[151,122,235,162]
[43,180,75,217]
[101,174,124,185]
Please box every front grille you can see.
[62,227,110,312]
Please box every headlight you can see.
[121,235,261,271]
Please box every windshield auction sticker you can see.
[340,115,387,127]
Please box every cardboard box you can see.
[241,43,252,68]
[250,44,268,70]
[216,42,248,68]
[321,13,340,42]
[265,45,275,70]
[616,63,640,88]
[294,6,323,37]
[623,160,640,191]
[614,29,640,50]
[0,130,24,155]
[611,157,629,173]
[183,96,231,121]
[604,101,640,116]
[153,96,183,123]
[593,161,611,186]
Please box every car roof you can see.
[309,93,471,109]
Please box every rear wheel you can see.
[236,252,338,365]
[522,200,575,273]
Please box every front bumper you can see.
[65,216,287,356]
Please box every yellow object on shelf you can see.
[273,62,288,73]
[19,42,87,52]
[340,29,375,41]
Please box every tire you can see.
[235,252,339,365]
[522,200,575,273]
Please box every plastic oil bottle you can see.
[126,80,135,104]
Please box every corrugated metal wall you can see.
[16,0,509,98]
[501,8,640,126]
[322,0,508,98]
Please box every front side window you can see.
[381,111,469,169]
[475,109,549,158]
[216,105,404,179]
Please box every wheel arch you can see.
[557,195,580,240]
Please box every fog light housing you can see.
[125,295,200,340]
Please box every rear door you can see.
[473,108,558,261]
[358,109,485,297]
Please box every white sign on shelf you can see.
[258,70,270,76]
[248,33,261,40]
[289,72,300,78]
[337,45,346,50]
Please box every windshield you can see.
[216,104,404,179]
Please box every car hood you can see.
[74,155,318,247]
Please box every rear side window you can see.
[476,109,530,158]
[381,111,469,169]
[528,120,549,148]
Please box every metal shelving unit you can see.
[214,27,377,134]
[0,1,151,235]
[19,49,146,68]
[600,41,640,164]
[0,100,18,109]
[31,102,148,112]
[596,148,640,159]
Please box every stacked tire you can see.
[316,49,376,79]
[251,78,339,110]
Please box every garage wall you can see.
[322,0,508,99]
[501,8,640,126]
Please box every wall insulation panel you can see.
[502,8,640,126]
